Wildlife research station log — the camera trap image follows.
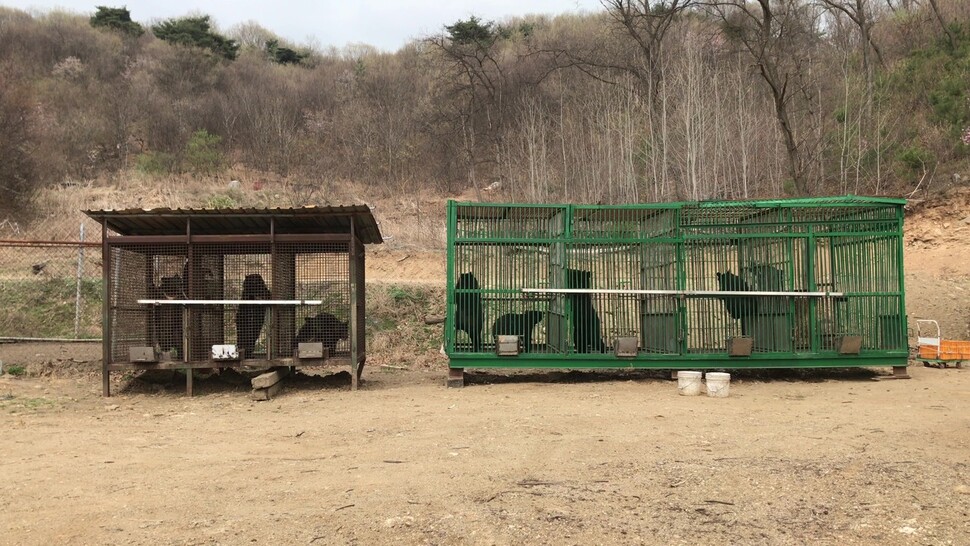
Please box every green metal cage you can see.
[445,196,908,372]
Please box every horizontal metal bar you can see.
[446,354,909,368]
[0,337,102,343]
[455,237,682,245]
[521,288,845,297]
[136,299,323,305]
[106,356,352,370]
[0,239,101,248]
[454,231,897,244]
[105,235,187,244]
[106,233,351,244]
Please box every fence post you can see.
[74,223,85,339]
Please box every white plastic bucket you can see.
[706,372,731,398]
[677,371,703,396]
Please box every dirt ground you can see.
[1,351,969,546]
[2,193,970,545]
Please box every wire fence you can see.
[0,225,103,340]
[0,223,448,344]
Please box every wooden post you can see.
[194,252,224,362]
[102,221,111,397]
[350,218,360,391]
[268,217,276,360]
[185,217,193,396]
[273,252,296,359]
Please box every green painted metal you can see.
[445,197,908,370]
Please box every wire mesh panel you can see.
[351,237,365,364]
[451,205,562,354]
[446,196,908,371]
[284,242,351,360]
[87,206,381,396]
[109,244,187,362]
[194,243,272,360]
[569,206,681,355]
[0,242,102,339]
[106,241,356,364]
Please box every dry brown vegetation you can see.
[0,2,969,233]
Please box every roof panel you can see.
[83,205,383,244]
[455,195,904,224]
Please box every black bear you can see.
[455,272,484,352]
[567,268,605,353]
[715,270,757,335]
[151,271,186,355]
[295,312,350,355]
[746,264,784,291]
[491,310,545,351]
[236,273,272,358]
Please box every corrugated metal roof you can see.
[83,205,383,244]
[452,195,906,226]
[692,194,907,208]
[454,195,906,210]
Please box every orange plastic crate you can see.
[918,345,939,359]
[922,340,970,360]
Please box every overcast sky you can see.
[5,0,605,51]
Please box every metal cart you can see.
[916,319,969,368]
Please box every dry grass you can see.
[365,281,446,370]
[15,169,453,250]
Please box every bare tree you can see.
[425,17,513,193]
[0,75,37,214]
[601,0,699,107]
[926,0,956,47]
[709,0,824,195]
[817,0,884,78]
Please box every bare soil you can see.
[1,191,970,545]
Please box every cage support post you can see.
[447,368,464,388]
[350,217,360,390]
[272,217,296,366]
[101,220,110,397]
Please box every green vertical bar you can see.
[445,201,456,356]
[676,208,687,355]
[808,226,818,353]
[896,205,907,351]
[829,234,839,349]
[565,204,574,357]
[786,209,796,353]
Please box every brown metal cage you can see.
[85,206,382,396]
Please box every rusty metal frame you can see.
[93,208,378,397]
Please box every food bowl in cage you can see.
[211,344,239,361]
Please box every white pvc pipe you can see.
[521,288,844,297]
